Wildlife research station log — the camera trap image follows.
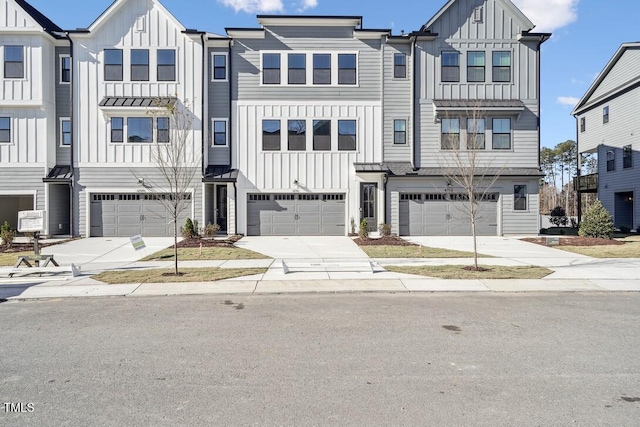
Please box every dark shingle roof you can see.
[99,97,176,108]
[15,0,64,38]
[203,166,238,182]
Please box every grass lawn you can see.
[360,245,491,259]
[141,246,270,261]
[386,265,553,279]
[92,267,268,284]
[557,239,640,258]
[0,251,32,267]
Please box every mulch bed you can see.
[175,235,243,249]
[353,236,418,247]
[522,237,624,247]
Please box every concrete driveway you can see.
[235,236,368,260]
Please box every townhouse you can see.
[573,43,640,230]
[0,0,549,238]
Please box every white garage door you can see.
[399,193,498,236]
[247,193,345,236]
[90,193,191,237]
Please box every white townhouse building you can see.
[573,43,640,230]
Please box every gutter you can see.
[228,40,238,235]
[575,116,582,225]
[200,33,207,178]
[410,36,417,170]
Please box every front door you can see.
[216,185,228,233]
[360,183,377,232]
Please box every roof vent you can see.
[473,7,483,23]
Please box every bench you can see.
[0,264,81,278]
[281,260,376,274]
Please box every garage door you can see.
[247,193,345,236]
[399,193,498,236]
[90,193,191,237]
[0,195,34,230]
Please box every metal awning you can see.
[42,165,72,183]
[202,166,239,182]
[98,97,176,108]
[354,163,389,173]
[384,162,544,177]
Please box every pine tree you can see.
[579,200,615,239]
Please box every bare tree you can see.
[135,98,200,275]
[439,109,504,269]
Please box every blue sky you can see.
[26,0,640,148]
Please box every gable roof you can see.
[87,0,186,33]
[14,0,64,38]
[421,0,534,32]
[572,42,640,115]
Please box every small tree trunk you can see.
[174,208,179,275]
[472,218,478,269]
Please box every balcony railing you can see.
[573,173,598,193]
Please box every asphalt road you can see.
[1,293,639,426]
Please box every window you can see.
[338,54,357,85]
[0,117,10,143]
[127,117,153,143]
[157,49,175,81]
[580,117,585,132]
[394,119,407,144]
[111,118,123,143]
[262,120,280,150]
[441,51,459,82]
[493,51,511,82]
[104,49,123,81]
[131,49,149,81]
[603,106,609,124]
[623,145,632,169]
[467,52,485,82]
[60,119,71,146]
[263,53,281,85]
[288,54,306,85]
[313,54,331,85]
[288,120,306,151]
[394,53,407,78]
[211,120,227,146]
[514,185,527,211]
[441,118,460,149]
[157,117,170,143]
[492,118,511,149]
[60,55,71,83]
[4,46,24,79]
[212,54,227,81]
[467,118,485,149]
[313,120,331,151]
[338,120,357,151]
[607,150,615,172]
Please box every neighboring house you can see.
[0,0,69,235]
[572,43,639,230]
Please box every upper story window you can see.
[262,120,281,150]
[104,49,123,81]
[492,51,511,82]
[492,118,511,149]
[338,54,357,85]
[131,49,149,81]
[441,51,460,82]
[288,54,306,85]
[603,106,609,124]
[514,185,527,211]
[4,46,24,79]
[441,118,460,149]
[60,119,71,146]
[111,117,124,143]
[263,53,281,85]
[288,120,306,151]
[394,53,407,79]
[212,54,227,81]
[623,145,632,169]
[213,120,228,146]
[157,117,170,143]
[60,55,71,83]
[313,120,331,150]
[338,120,357,151]
[467,118,485,149]
[467,52,485,82]
[606,150,615,171]
[157,49,176,81]
[313,54,331,85]
[394,119,406,144]
[127,117,153,143]
[580,117,586,132]
[0,117,11,143]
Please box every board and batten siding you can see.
[55,46,71,166]
[590,48,640,101]
[232,27,382,102]
[208,46,231,166]
[75,167,202,237]
[72,0,203,167]
[383,42,412,162]
[0,107,51,165]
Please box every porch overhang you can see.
[433,99,526,122]
[42,165,72,183]
[203,166,238,183]
[98,96,176,109]
[354,162,389,173]
[384,162,544,178]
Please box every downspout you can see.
[201,33,206,177]
[575,116,582,225]
[410,36,417,170]
[229,40,237,235]
[65,33,75,236]
[536,35,545,172]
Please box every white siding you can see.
[383,42,413,162]
[590,48,640,100]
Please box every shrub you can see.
[578,200,615,239]
[378,223,391,237]
[180,218,199,238]
[0,221,16,247]
[358,219,369,239]
[619,225,632,234]
[549,206,568,227]
[203,223,221,237]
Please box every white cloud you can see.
[218,0,284,13]
[300,0,318,10]
[512,0,579,33]
[557,96,580,107]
